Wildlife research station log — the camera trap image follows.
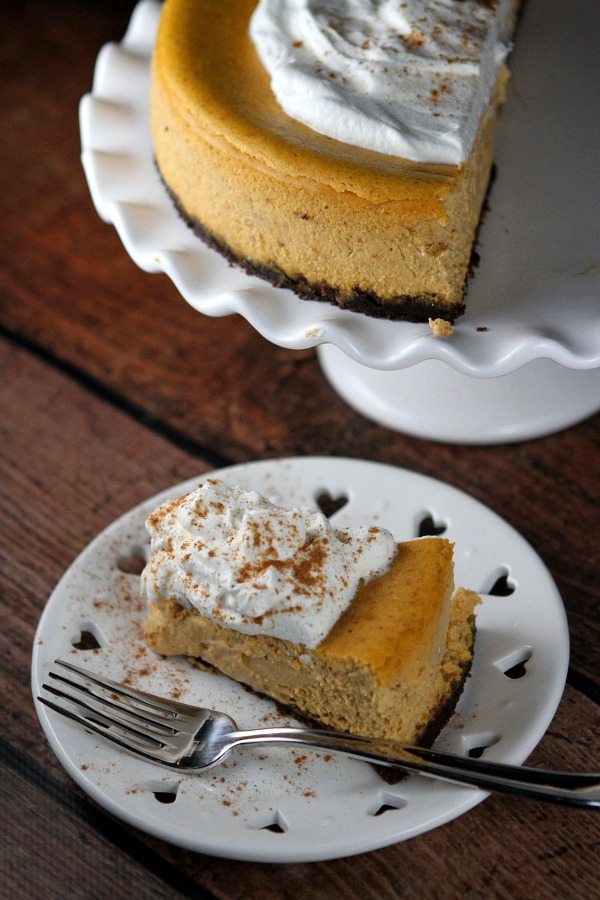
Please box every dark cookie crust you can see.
[159,170,466,324]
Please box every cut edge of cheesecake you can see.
[143,538,480,745]
[158,172,470,324]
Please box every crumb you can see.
[476,326,489,332]
[428,317,454,338]
[401,26,425,50]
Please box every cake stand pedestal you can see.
[318,348,600,444]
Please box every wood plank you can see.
[1,338,599,899]
[2,760,186,900]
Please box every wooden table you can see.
[1,3,599,897]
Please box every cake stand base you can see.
[318,346,600,444]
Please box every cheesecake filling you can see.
[142,479,396,648]
[249,0,512,164]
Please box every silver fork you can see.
[37,659,600,808]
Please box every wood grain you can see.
[3,763,179,900]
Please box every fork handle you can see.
[227,727,600,808]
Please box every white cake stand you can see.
[80,0,600,444]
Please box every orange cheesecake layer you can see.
[151,0,513,321]
[144,538,479,743]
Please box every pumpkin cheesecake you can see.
[151,0,518,322]
[142,480,479,744]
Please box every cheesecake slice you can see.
[142,481,479,744]
[150,0,519,322]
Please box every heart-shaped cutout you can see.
[149,780,180,804]
[468,746,486,759]
[315,490,349,518]
[72,629,102,651]
[463,731,499,758]
[417,512,447,537]
[259,811,289,833]
[373,804,400,816]
[154,790,178,804]
[117,546,147,575]
[494,647,531,680]
[484,569,516,596]
[503,659,528,679]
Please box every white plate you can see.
[32,457,569,862]
[79,0,600,378]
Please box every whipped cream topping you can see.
[249,0,512,165]
[142,479,396,648]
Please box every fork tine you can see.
[37,695,173,764]
[42,682,170,746]
[55,658,197,718]
[46,671,179,736]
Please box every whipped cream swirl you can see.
[142,479,396,648]
[249,0,512,165]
